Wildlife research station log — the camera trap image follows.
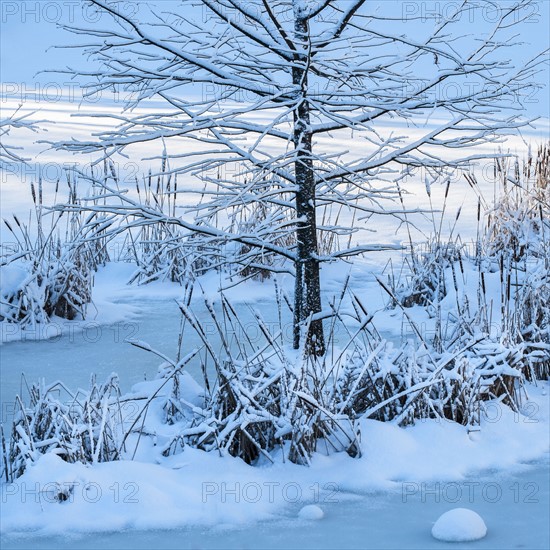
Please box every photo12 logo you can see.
[402,481,539,504]
[0,320,140,345]
[202,481,339,504]
[2,481,139,504]
[401,1,540,24]
[1,1,140,24]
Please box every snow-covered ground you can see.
[1,457,548,549]
[1,261,548,547]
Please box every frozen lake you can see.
[0,297,188,420]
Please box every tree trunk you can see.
[292,8,325,356]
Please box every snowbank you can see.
[1,382,547,536]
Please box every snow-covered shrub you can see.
[45,246,93,320]
[120,163,183,284]
[153,288,530,461]
[127,222,191,285]
[333,338,433,424]
[2,375,121,481]
[227,200,295,282]
[482,144,550,379]
[1,255,92,328]
[0,263,50,325]
[344,272,534,427]
[121,161,217,285]
[1,242,93,326]
[331,331,526,428]
[386,145,549,386]
[155,293,361,465]
[428,341,526,425]
[0,176,102,326]
[223,192,359,283]
[485,144,549,260]
[500,261,550,381]
[126,224,228,285]
[390,239,463,309]
[0,253,92,325]
[385,175,466,311]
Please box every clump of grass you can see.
[483,143,550,379]
[485,143,549,260]
[1,375,121,482]
[124,157,193,285]
[1,174,103,325]
[157,289,362,465]
[380,143,550,420]
[386,178,466,311]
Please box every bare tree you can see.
[52,0,546,354]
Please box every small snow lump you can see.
[298,504,324,520]
[432,508,487,542]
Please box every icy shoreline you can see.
[1,262,548,543]
[1,455,548,549]
[1,381,548,537]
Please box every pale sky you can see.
[1,1,549,238]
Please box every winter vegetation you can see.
[0,0,549,545]
[46,0,546,355]
[2,142,548,478]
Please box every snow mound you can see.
[0,264,27,295]
[299,504,324,520]
[432,508,487,542]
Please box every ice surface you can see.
[0,459,548,549]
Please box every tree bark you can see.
[292,7,325,356]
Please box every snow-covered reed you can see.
[1,375,121,483]
[0,173,106,326]
[383,144,550,411]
